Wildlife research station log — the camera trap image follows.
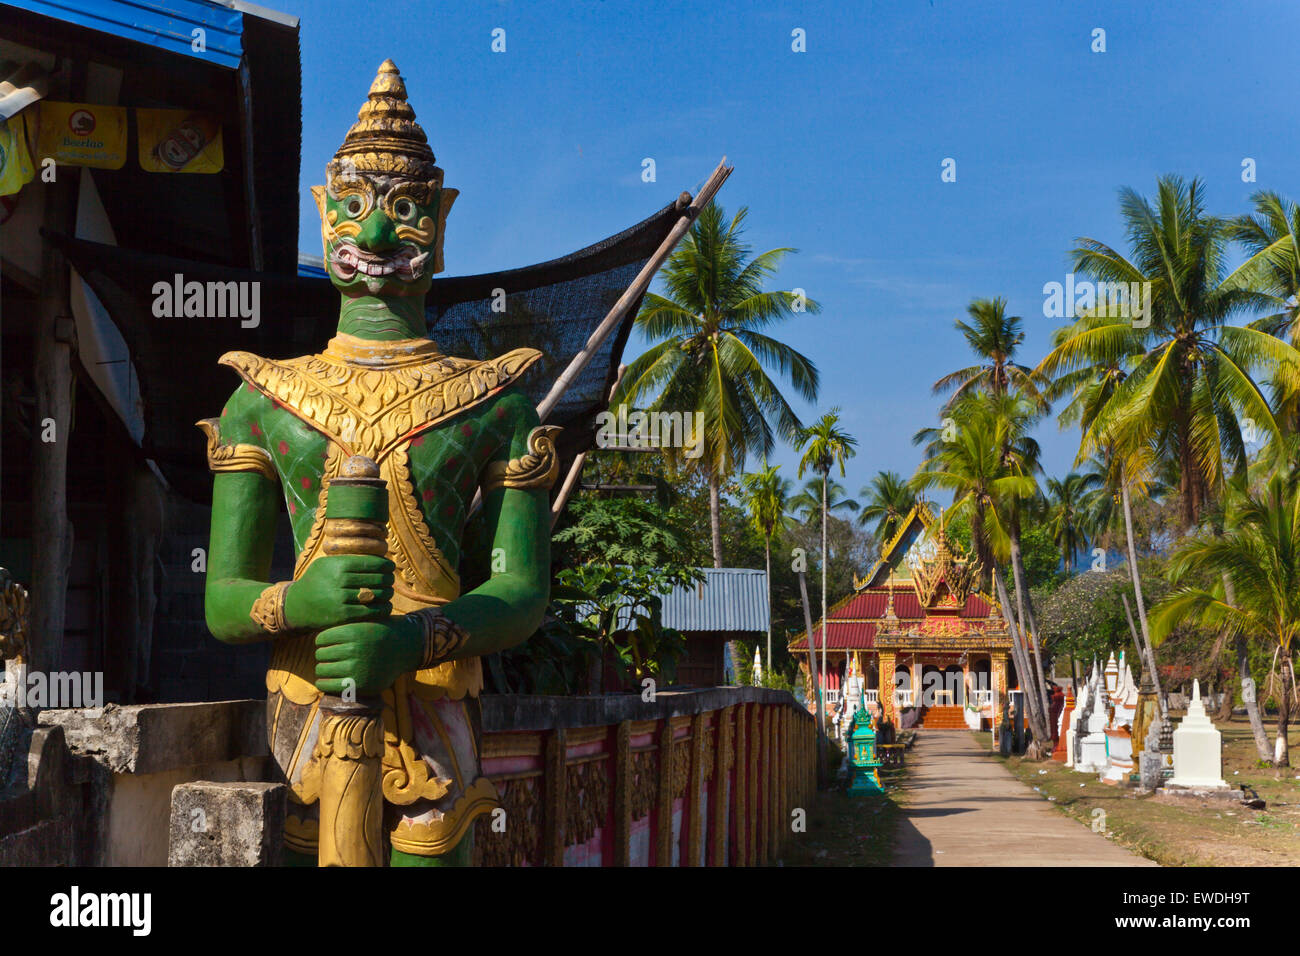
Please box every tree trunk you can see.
[1175,391,1202,528]
[1276,652,1293,768]
[1008,517,1052,734]
[1122,591,1167,718]
[820,470,828,708]
[971,508,991,591]
[764,535,772,681]
[994,566,1050,748]
[798,569,826,782]
[708,466,723,568]
[1222,574,1271,762]
[1120,475,1157,672]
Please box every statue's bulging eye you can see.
[394,198,415,221]
[345,196,365,218]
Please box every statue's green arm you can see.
[206,470,283,644]
[439,390,551,657]
[203,384,396,646]
[202,384,284,644]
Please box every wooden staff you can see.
[535,157,733,424]
[471,161,732,522]
[550,365,626,528]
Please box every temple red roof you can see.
[788,585,997,651]
[789,501,1007,654]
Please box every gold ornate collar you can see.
[219,344,542,462]
[322,333,445,368]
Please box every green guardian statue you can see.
[200,60,554,866]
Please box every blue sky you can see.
[274,0,1300,507]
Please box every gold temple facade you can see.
[790,504,1016,729]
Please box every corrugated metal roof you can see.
[8,0,259,69]
[661,568,770,633]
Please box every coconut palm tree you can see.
[1228,190,1300,341]
[788,478,859,526]
[1152,467,1300,766]
[1037,291,1173,705]
[1228,190,1300,437]
[1045,472,1097,574]
[740,462,792,674]
[1036,175,1300,529]
[796,410,857,705]
[613,204,821,567]
[932,297,1043,407]
[858,470,918,548]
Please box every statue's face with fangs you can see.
[314,170,445,300]
[309,59,456,308]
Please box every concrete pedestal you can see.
[1101,727,1132,784]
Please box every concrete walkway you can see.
[892,731,1157,866]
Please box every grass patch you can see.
[978,717,1300,867]
[782,762,909,866]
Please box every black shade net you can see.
[48,197,682,503]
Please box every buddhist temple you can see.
[789,503,1017,729]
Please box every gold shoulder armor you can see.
[482,425,562,492]
[197,418,277,482]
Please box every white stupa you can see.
[1076,681,1110,774]
[1168,680,1228,789]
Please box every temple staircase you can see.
[917,705,968,729]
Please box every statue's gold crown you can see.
[327,59,441,184]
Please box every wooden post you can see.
[614,720,632,866]
[734,703,747,866]
[711,706,730,866]
[759,706,770,862]
[777,707,785,850]
[749,704,760,865]
[655,719,673,866]
[542,727,567,866]
[549,365,625,530]
[770,707,781,857]
[29,65,80,678]
[687,712,704,866]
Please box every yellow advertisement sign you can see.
[137,109,222,173]
[0,109,36,196]
[36,101,127,169]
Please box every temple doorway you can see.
[943,665,965,706]
[921,664,944,707]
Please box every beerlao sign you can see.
[36,101,127,169]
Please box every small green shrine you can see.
[847,705,884,793]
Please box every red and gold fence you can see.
[473,688,815,866]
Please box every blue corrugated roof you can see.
[661,568,770,633]
[570,567,770,634]
[8,0,255,69]
[297,252,327,279]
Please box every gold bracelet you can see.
[407,608,470,668]
[250,581,293,634]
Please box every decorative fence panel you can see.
[473,688,815,867]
